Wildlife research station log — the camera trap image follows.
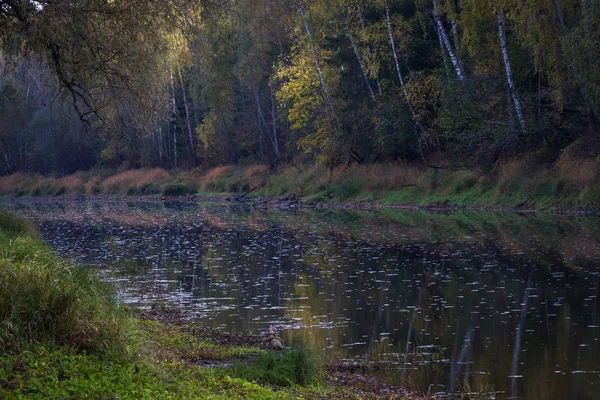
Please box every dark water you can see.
[2,200,600,399]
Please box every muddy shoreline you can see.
[135,308,440,399]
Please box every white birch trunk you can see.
[169,70,178,167]
[345,18,376,101]
[269,84,281,160]
[497,13,526,132]
[554,0,569,34]
[354,0,382,95]
[432,0,464,81]
[385,7,416,118]
[434,21,451,77]
[299,7,337,119]
[177,65,194,159]
[451,19,459,50]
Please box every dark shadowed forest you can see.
[1,0,598,176]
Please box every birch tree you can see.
[497,12,526,132]
[432,0,465,81]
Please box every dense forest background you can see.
[0,0,599,176]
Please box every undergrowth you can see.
[1,155,599,209]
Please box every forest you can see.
[0,0,599,175]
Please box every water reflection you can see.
[2,200,600,399]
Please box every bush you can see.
[163,183,192,196]
[230,337,322,387]
[0,212,36,236]
[0,212,127,355]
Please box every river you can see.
[2,199,599,399]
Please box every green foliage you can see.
[0,346,286,400]
[1,0,600,177]
[0,213,127,355]
[230,337,323,387]
[0,212,36,237]
[163,183,193,196]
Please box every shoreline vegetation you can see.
[1,156,600,212]
[0,211,428,399]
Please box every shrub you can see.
[230,337,322,387]
[0,212,36,237]
[163,183,192,196]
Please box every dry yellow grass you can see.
[204,166,233,181]
[243,165,268,188]
[496,158,533,193]
[557,156,599,188]
[0,172,35,195]
[199,166,234,190]
[100,168,170,194]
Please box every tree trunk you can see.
[386,6,434,165]
[354,0,382,95]
[432,0,465,81]
[385,6,416,118]
[169,69,178,167]
[299,6,337,120]
[497,13,526,132]
[158,124,163,163]
[554,0,569,35]
[269,84,281,161]
[241,35,270,162]
[434,21,451,77]
[345,17,376,101]
[451,19,459,50]
[177,65,195,160]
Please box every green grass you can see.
[0,212,128,355]
[0,211,336,399]
[2,160,599,211]
[0,346,288,400]
[229,337,323,387]
[139,320,263,362]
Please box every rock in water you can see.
[270,338,284,350]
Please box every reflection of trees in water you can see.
[4,201,600,397]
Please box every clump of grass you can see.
[230,337,322,387]
[0,212,37,236]
[0,212,127,355]
[243,165,268,189]
[101,168,171,194]
[200,166,237,192]
[557,155,599,188]
[163,183,193,196]
[0,172,35,196]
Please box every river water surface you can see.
[2,200,599,399]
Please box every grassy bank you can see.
[0,212,422,399]
[1,153,598,210]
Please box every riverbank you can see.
[1,155,599,211]
[0,211,428,399]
